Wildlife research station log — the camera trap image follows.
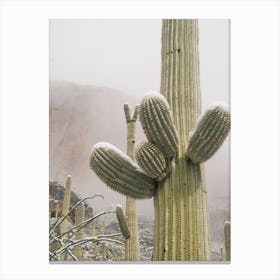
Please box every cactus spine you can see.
[73,202,85,260]
[59,175,72,260]
[123,104,140,261]
[153,19,211,260]
[224,221,231,261]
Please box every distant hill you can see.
[49,80,150,213]
[49,181,93,223]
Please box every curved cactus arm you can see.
[116,204,131,239]
[135,141,168,182]
[186,103,230,164]
[139,91,178,158]
[90,142,157,199]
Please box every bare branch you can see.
[96,233,123,239]
[49,195,104,236]
[54,236,125,256]
[50,209,116,244]
[67,249,79,261]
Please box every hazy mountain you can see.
[50,80,152,215]
[49,80,230,253]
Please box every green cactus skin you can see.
[135,141,167,181]
[139,91,178,159]
[224,221,231,261]
[90,142,156,199]
[116,205,131,239]
[124,105,140,261]
[59,175,72,261]
[73,202,85,260]
[153,19,212,261]
[186,103,230,164]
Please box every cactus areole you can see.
[90,19,230,261]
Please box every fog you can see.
[49,19,230,251]
[49,19,229,106]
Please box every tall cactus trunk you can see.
[59,175,72,260]
[154,19,211,261]
[224,221,231,261]
[124,105,140,261]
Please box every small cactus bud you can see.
[186,103,230,164]
[116,205,130,239]
[139,91,178,159]
[135,142,167,181]
[90,142,157,199]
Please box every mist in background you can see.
[49,19,230,251]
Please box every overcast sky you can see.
[49,19,229,109]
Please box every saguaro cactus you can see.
[153,19,213,260]
[123,104,140,260]
[90,19,230,261]
[224,221,231,261]
[59,175,72,260]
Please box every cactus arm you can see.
[139,92,178,158]
[132,105,139,122]
[90,142,156,199]
[124,103,131,123]
[186,103,231,164]
[116,204,131,239]
[123,105,140,261]
[135,141,167,181]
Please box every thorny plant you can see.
[49,195,126,261]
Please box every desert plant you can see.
[59,175,72,260]
[224,221,231,261]
[89,19,230,261]
[49,193,127,261]
[123,104,140,260]
[73,202,85,260]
